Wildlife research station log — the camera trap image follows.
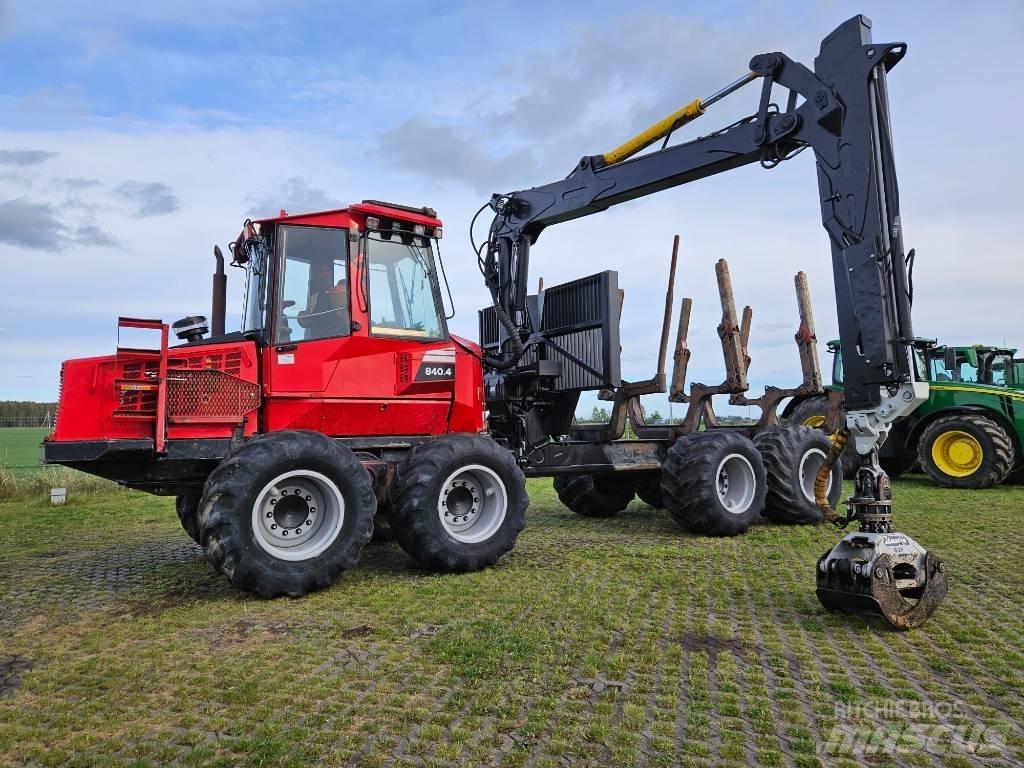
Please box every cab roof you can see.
[255,199,442,229]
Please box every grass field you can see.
[0,478,1021,767]
[0,427,48,470]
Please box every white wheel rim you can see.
[251,469,345,561]
[798,447,832,503]
[716,453,756,515]
[437,464,508,544]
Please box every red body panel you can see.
[52,340,261,442]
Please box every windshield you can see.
[831,347,844,385]
[365,232,445,339]
[912,347,928,382]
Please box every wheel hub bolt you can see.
[271,524,278,530]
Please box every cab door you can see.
[264,223,454,436]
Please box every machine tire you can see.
[661,430,766,536]
[371,510,395,543]
[197,430,376,597]
[754,425,842,524]
[390,434,527,572]
[175,495,201,543]
[634,472,664,508]
[553,473,635,517]
[917,413,1015,489]
[789,395,857,479]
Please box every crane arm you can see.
[483,15,922,425]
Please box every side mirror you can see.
[943,347,957,372]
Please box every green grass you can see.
[0,427,49,470]
[0,477,1021,767]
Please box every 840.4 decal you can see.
[415,363,455,381]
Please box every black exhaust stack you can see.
[212,245,226,337]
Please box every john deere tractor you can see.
[787,340,1024,488]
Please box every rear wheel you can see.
[198,431,376,597]
[175,495,201,543]
[634,472,664,508]
[553,473,635,517]
[917,413,1015,489]
[789,395,857,479]
[390,434,527,572]
[754,425,842,524]
[661,430,766,536]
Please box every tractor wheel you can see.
[754,425,842,524]
[175,495,201,543]
[917,413,1016,489]
[390,434,527,572]
[634,472,664,508]
[197,430,376,597]
[661,430,766,536]
[789,395,857,479]
[553,473,635,517]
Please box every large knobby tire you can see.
[175,495,201,543]
[634,472,664,508]
[661,430,767,536]
[198,431,376,597]
[553,473,635,517]
[917,413,1015,489]
[789,395,857,479]
[754,425,842,524]
[390,434,527,572]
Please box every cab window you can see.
[274,226,350,344]
[366,231,445,339]
[832,349,844,385]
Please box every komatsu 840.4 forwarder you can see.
[44,15,947,629]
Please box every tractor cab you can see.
[825,337,933,388]
[930,345,1019,387]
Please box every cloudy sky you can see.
[0,0,1020,418]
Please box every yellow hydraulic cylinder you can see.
[600,71,759,167]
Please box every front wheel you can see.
[661,430,766,536]
[917,413,1015,489]
[390,434,527,572]
[198,431,376,597]
[175,495,201,543]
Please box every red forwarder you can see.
[47,201,504,596]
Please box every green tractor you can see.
[786,340,1024,489]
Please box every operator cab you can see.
[233,201,448,346]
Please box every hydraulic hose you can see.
[482,301,526,370]
[815,429,848,523]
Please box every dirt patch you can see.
[679,632,750,657]
[339,624,373,639]
[0,655,33,697]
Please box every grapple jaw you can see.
[816,532,948,630]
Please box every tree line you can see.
[0,402,58,419]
